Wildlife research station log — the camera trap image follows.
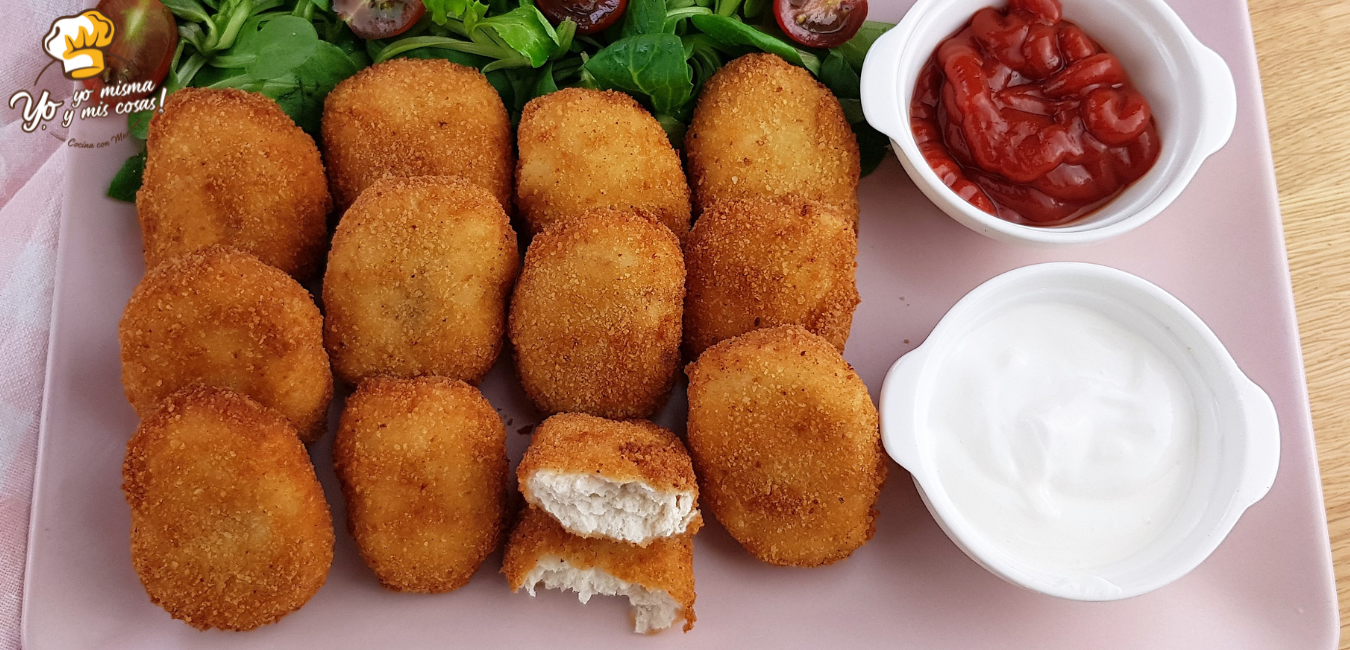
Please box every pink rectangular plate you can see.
[21,0,1338,647]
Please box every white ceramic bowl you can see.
[878,263,1280,600]
[860,0,1238,246]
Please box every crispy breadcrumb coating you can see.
[683,197,859,358]
[520,413,699,497]
[502,506,696,632]
[322,58,514,212]
[119,246,333,442]
[323,176,519,386]
[516,88,691,240]
[685,326,885,567]
[509,208,684,419]
[122,386,333,631]
[685,54,861,226]
[334,376,509,593]
[137,88,331,279]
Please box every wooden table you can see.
[1250,0,1350,645]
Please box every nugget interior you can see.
[518,556,682,634]
[526,470,698,545]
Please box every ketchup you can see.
[911,0,1161,226]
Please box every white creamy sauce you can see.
[929,301,1198,572]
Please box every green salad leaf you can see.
[690,15,819,75]
[584,33,693,115]
[108,0,897,202]
[107,152,147,203]
[623,0,668,36]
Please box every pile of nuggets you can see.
[117,52,884,634]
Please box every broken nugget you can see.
[518,413,700,546]
[503,506,695,633]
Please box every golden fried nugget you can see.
[503,506,696,633]
[685,54,860,225]
[119,246,332,442]
[683,197,859,358]
[334,376,509,593]
[323,176,519,386]
[122,386,333,631]
[516,88,691,239]
[685,326,885,567]
[137,88,331,279]
[518,413,700,545]
[322,58,514,212]
[509,208,684,419]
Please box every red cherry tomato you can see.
[536,0,628,35]
[774,0,868,49]
[335,0,427,40]
[82,0,178,100]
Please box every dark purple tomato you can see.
[774,0,867,49]
[537,0,628,35]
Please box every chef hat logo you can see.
[43,10,116,81]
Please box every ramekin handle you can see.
[860,26,910,140]
[1237,377,1280,509]
[878,347,930,481]
[1194,42,1238,158]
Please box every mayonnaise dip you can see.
[929,300,1198,572]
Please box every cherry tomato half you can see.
[83,0,178,100]
[774,0,867,49]
[537,0,628,35]
[335,0,427,40]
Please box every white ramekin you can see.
[878,263,1280,600]
[860,0,1238,246]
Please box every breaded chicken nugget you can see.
[122,386,333,631]
[137,88,331,279]
[119,246,332,442]
[516,88,691,239]
[334,376,509,592]
[684,197,859,358]
[685,54,860,226]
[322,58,513,212]
[686,326,885,567]
[509,208,684,419]
[503,506,695,633]
[323,176,519,385]
[518,413,700,546]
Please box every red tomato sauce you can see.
[910,0,1161,226]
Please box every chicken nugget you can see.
[323,176,519,385]
[334,376,509,592]
[685,53,860,226]
[322,58,513,212]
[685,325,885,567]
[684,197,859,358]
[137,88,331,279]
[516,88,690,239]
[518,413,700,546]
[122,386,333,631]
[509,208,684,419]
[119,246,332,442]
[503,506,695,633]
